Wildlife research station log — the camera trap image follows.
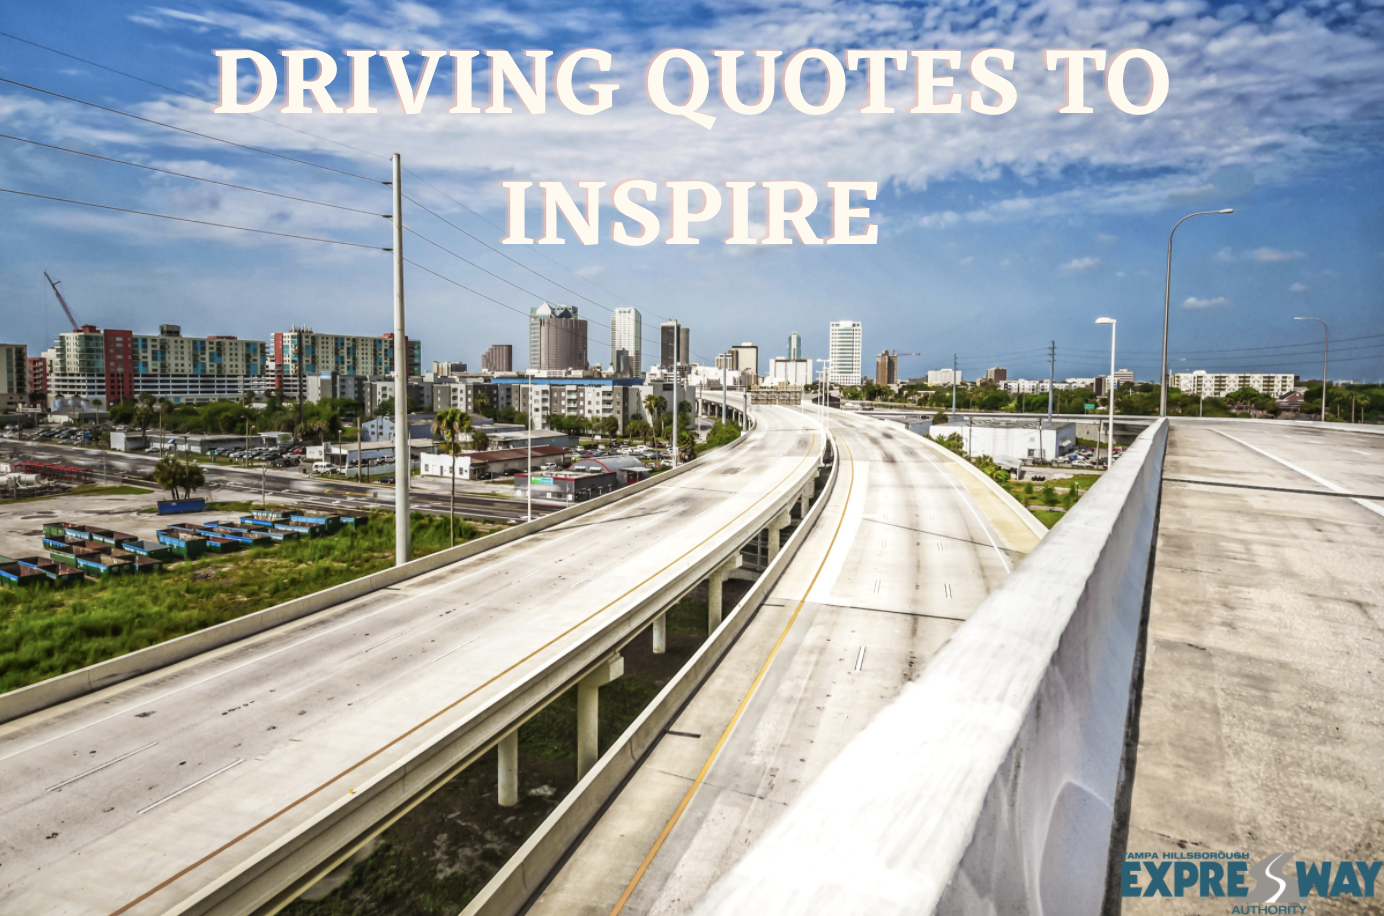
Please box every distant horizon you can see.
[1,0,1380,384]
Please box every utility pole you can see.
[390,152,410,566]
[951,354,958,418]
[1047,341,1056,423]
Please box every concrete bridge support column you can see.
[799,484,811,518]
[497,730,519,807]
[577,654,624,779]
[707,555,744,632]
[766,509,793,564]
[652,612,666,655]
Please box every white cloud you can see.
[1215,247,1236,262]
[958,255,974,265]
[1060,256,1101,272]
[1289,282,1309,292]
[1247,248,1306,262]
[575,264,607,278]
[1116,271,1126,277]
[1097,233,1118,243]
[1183,296,1230,309]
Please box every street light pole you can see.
[1097,317,1116,469]
[1160,208,1234,417]
[526,371,533,522]
[1294,317,1329,422]
[671,319,680,468]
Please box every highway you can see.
[0,407,819,916]
[527,409,1043,916]
[3,441,550,522]
[1121,419,1384,910]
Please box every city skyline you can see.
[0,1,1380,385]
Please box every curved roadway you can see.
[0,407,819,916]
[528,409,1042,916]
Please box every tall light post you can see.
[671,319,681,468]
[1160,208,1234,417]
[1096,317,1116,468]
[1294,317,1329,422]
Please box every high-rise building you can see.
[611,307,642,374]
[788,331,802,360]
[538,316,589,371]
[26,355,46,406]
[529,302,579,370]
[660,321,690,367]
[481,344,513,373]
[730,343,759,380]
[432,361,468,376]
[828,321,862,386]
[768,357,810,386]
[0,343,28,412]
[273,327,418,399]
[875,351,898,386]
[46,324,269,404]
[985,366,1008,382]
[1171,371,1295,398]
[927,368,962,386]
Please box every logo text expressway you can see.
[1121,852,1380,902]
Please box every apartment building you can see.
[272,327,420,398]
[876,351,898,386]
[481,344,513,373]
[44,324,268,404]
[1172,371,1297,398]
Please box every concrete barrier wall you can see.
[0,428,755,725]
[460,433,840,916]
[693,419,1169,916]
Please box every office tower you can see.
[529,302,579,370]
[660,320,690,367]
[538,316,589,371]
[481,344,513,372]
[876,351,898,385]
[828,321,863,386]
[985,366,1008,382]
[788,331,801,360]
[611,307,642,374]
[730,342,760,379]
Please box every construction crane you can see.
[44,271,81,332]
[893,351,920,357]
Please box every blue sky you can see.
[1,0,1381,383]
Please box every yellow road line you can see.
[109,420,817,916]
[607,435,856,916]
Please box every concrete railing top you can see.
[694,418,1171,916]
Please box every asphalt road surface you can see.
[0,407,819,916]
[530,409,1043,916]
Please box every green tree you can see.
[677,429,697,463]
[643,394,667,434]
[431,407,471,547]
[1040,485,1059,508]
[152,455,205,501]
[469,428,490,451]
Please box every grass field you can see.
[0,512,483,694]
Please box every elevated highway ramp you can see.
[0,407,822,916]
[523,409,1043,915]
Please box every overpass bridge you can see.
[2,412,1380,915]
[0,407,826,916]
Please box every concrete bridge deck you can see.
[1119,421,1384,910]
[526,410,1043,915]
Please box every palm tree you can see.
[643,395,666,445]
[152,454,205,501]
[469,428,489,451]
[432,408,471,547]
[474,391,492,420]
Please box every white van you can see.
[311,460,334,475]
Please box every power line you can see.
[0,132,386,217]
[0,187,389,250]
[0,29,392,165]
[0,76,383,184]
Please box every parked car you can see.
[379,476,395,484]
